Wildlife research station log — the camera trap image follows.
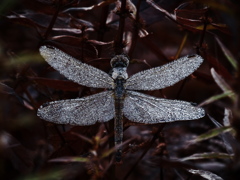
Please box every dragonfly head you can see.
[110,55,129,68]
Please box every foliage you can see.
[0,0,240,179]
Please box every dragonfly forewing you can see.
[37,91,115,125]
[123,91,205,124]
[39,46,114,89]
[125,55,203,91]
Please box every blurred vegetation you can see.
[0,0,239,179]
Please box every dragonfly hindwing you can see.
[123,91,205,123]
[37,91,115,125]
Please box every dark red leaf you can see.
[205,53,233,80]
[29,77,82,91]
[0,82,15,94]
[45,35,98,60]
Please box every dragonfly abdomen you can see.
[114,78,126,162]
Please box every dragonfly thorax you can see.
[112,67,128,80]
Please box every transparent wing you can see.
[37,91,114,126]
[123,91,205,124]
[125,55,203,90]
[39,46,114,89]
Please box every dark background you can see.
[0,0,239,179]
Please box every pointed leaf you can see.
[6,13,43,31]
[199,91,235,106]
[189,126,234,144]
[18,169,68,180]
[49,156,89,163]
[138,28,149,38]
[146,0,176,20]
[5,53,43,67]
[206,54,232,79]
[63,0,117,12]
[180,152,233,161]
[70,132,93,145]
[194,24,228,32]
[29,77,82,92]
[211,68,232,92]
[188,169,223,180]
[131,58,151,68]
[208,115,234,155]
[215,36,238,70]
[211,68,236,101]
[52,28,82,34]
[48,36,98,59]
[70,16,94,28]
[0,83,30,108]
[223,108,232,126]
[101,138,133,159]
[0,82,15,94]
[88,40,113,46]
[211,23,230,34]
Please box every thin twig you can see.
[196,9,209,54]
[97,3,110,57]
[123,124,165,180]
[54,125,77,155]
[140,38,169,63]
[43,0,62,40]
[128,0,142,58]
[114,0,127,54]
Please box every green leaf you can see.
[101,138,133,159]
[180,152,233,161]
[0,0,16,14]
[199,91,235,106]
[211,68,236,102]
[175,33,188,59]
[71,132,93,144]
[101,146,117,159]
[208,114,234,155]
[215,36,238,70]
[5,52,44,67]
[189,126,234,143]
[18,169,67,180]
[49,156,89,163]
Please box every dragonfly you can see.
[37,45,205,162]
